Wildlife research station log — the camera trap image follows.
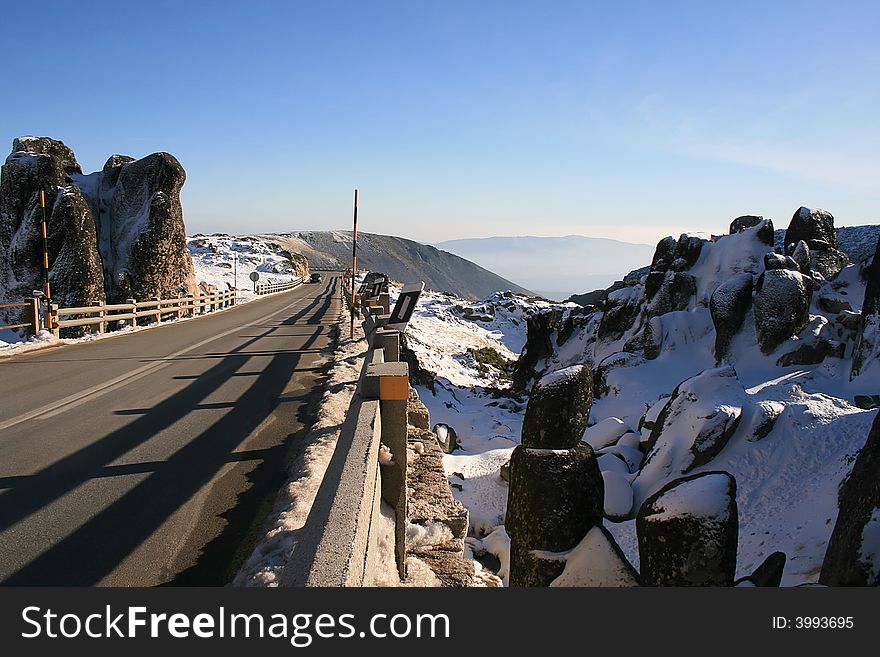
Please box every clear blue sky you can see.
[2,0,878,244]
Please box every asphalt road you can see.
[0,274,344,586]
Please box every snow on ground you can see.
[188,233,308,303]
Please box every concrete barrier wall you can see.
[281,307,411,587]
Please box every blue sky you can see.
[2,0,878,244]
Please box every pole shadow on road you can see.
[0,280,340,585]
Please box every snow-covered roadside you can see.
[0,235,305,355]
[233,315,367,586]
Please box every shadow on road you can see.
[0,279,340,585]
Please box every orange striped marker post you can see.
[39,190,51,300]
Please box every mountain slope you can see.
[436,235,654,301]
[286,231,531,299]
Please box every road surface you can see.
[0,275,343,585]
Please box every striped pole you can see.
[39,190,51,300]
[350,188,358,339]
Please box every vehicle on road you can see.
[310,272,323,283]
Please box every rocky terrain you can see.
[399,207,880,586]
[0,137,196,332]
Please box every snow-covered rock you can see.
[634,366,746,504]
[710,272,754,361]
[506,444,603,586]
[784,207,839,254]
[582,416,630,451]
[521,364,592,448]
[753,269,812,354]
[636,471,738,586]
[0,137,105,327]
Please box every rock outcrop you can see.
[0,137,197,328]
[0,137,105,318]
[851,237,880,379]
[710,272,753,361]
[820,411,880,586]
[753,269,812,354]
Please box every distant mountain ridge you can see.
[275,231,532,300]
[435,235,655,301]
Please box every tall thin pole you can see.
[350,188,358,339]
[39,190,51,300]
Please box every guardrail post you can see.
[126,298,137,326]
[378,292,390,315]
[152,297,161,324]
[29,297,42,335]
[90,300,105,334]
[373,328,400,363]
[363,361,410,579]
[49,303,59,337]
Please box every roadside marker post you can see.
[351,189,358,339]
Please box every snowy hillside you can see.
[187,233,310,302]
[401,209,880,587]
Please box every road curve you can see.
[0,274,344,585]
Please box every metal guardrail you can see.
[254,277,304,295]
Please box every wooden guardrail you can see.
[255,277,304,295]
[50,289,237,336]
[0,300,41,334]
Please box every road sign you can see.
[370,276,386,299]
[249,272,260,282]
[387,282,424,332]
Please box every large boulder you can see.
[1,137,199,330]
[710,272,754,361]
[597,288,641,342]
[753,269,812,354]
[820,411,880,586]
[851,237,880,379]
[101,152,197,302]
[645,271,695,317]
[637,471,738,586]
[512,308,564,389]
[506,444,603,586]
[730,215,774,245]
[812,247,850,281]
[522,365,593,448]
[45,186,106,312]
[0,137,105,317]
[784,207,839,254]
[634,366,746,503]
